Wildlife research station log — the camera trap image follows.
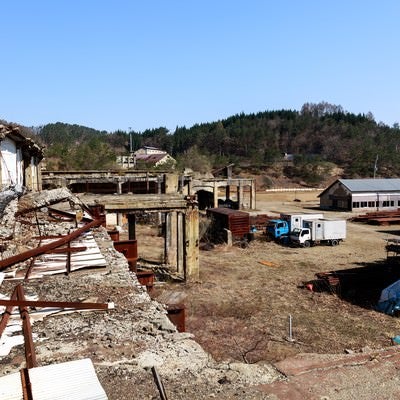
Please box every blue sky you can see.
[1,1,400,132]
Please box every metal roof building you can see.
[319,179,400,211]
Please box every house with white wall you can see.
[0,124,43,191]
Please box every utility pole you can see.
[128,127,133,153]
[374,154,378,179]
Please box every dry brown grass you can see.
[137,191,400,364]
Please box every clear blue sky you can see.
[1,1,400,132]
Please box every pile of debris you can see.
[0,188,280,399]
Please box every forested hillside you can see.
[29,102,400,185]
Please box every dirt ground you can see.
[136,190,400,365]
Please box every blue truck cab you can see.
[266,219,290,239]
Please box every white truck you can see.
[290,218,346,247]
[266,213,324,240]
[280,213,324,230]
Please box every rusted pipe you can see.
[20,368,33,400]
[16,285,37,369]
[0,299,111,310]
[0,285,18,336]
[48,207,93,223]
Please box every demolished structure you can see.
[0,187,279,399]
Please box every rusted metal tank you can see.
[206,207,250,240]
[166,304,185,332]
[107,229,120,242]
[113,240,138,271]
[136,270,154,292]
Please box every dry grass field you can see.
[137,190,400,364]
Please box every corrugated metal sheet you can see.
[0,358,108,400]
[340,178,400,193]
[30,232,107,277]
[207,208,250,239]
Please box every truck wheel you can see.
[331,239,339,246]
[303,240,311,248]
[240,239,249,248]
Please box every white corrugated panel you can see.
[0,366,22,400]
[30,233,107,277]
[0,358,108,400]
[0,137,17,186]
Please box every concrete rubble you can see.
[0,188,281,399]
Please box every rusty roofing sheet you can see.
[206,207,249,217]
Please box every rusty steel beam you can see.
[66,240,71,274]
[0,219,103,272]
[24,238,42,280]
[0,299,110,310]
[20,368,33,400]
[16,285,37,369]
[0,285,18,336]
[24,257,37,281]
[48,207,93,223]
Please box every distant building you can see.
[283,153,294,162]
[116,147,176,169]
[0,124,43,191]
[319,178,400,211]
[134,146,166,156]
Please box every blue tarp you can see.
[376,280,400,316]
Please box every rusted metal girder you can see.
[0,219,103,272]
[16,285,37,369]
[0,284,111,372]
[20,368,33,400]
[66,240,71,274]
[0,299,110,310]
[48,207,93,223]
[0,285,18,336]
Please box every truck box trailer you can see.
[266,213,324,240]
[290,218,346,247]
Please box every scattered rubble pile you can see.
[0,188,281,399]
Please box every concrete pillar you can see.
[116,212,122,227]
[237,182,244,209]
[157,175,162,194]
[250,179,256,210]
[177,212,184,274]
[213,181,219,208]
[225,184,230,202]
[165,211,178,267]
[224,228,233,246]
[117,179,122,194]
[127,214,136,240]
[184,208,199,281]
[165,173,179,194]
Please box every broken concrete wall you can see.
[0,188,280,399]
